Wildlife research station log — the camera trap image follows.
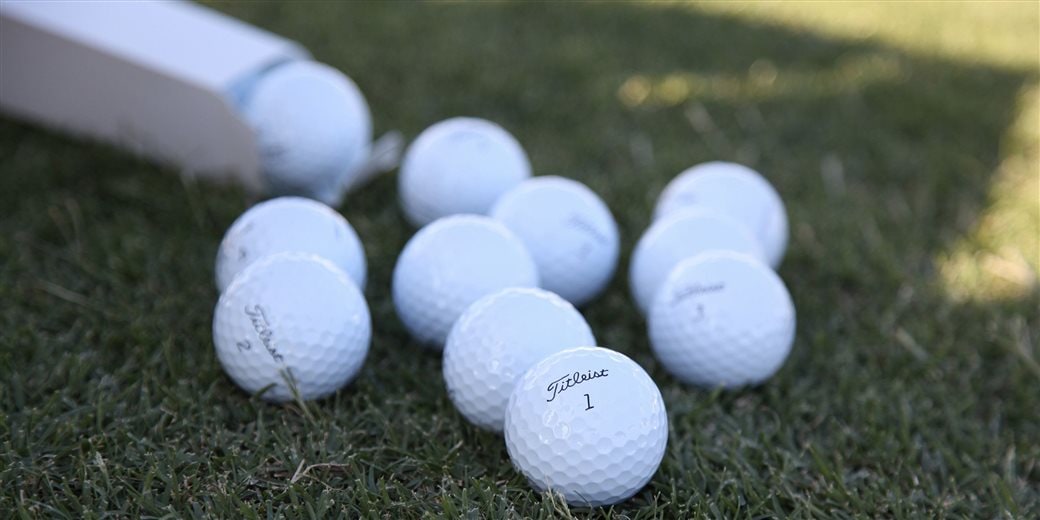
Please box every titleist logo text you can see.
[240,304,285,364]
[566,214,610,245]
[545,369,609,402]
[671,282,725,305]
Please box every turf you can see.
[2,2,1037,517]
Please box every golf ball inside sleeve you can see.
[242,61,372,204]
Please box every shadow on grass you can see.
[0,1,1036,516]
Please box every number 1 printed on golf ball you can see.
[504,347,668,507]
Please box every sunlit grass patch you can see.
[689,1,1039,70]
[939,84,1039,302]
[617,52,908,107]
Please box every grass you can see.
[2,1,1037,517]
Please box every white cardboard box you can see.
[0,0,310,192]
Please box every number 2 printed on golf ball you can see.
[235,304,285,364]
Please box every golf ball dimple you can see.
[654,161,788,268]
[504,346,668,507]
[443,287,596,432]
[213,252,371,402]
[648,251,795,388]
[243,61,372,204]
[392,215,539,349]
[398,117,531,227]
[490,176,619,307]
[214,196,366,293]
[629,208,767,315]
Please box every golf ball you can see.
[629,208,766,315]
[398,117,531,227]
[654,161,788,268]
[649,251,795,388]
[243,60,372,204]
[490,176,619,307]
[214,197,366,293]
[443,287,596,432]
[392,215,539,349]
[504,346,668,507]
[213,252,371,402]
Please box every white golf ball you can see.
[214,196,366,293]
[443,288,595,432]
[213,252,371,402]
[398,117,531,227]
[243,61,372,204]
[654,161,788,268]
[504,346,668,507]
[649,251,795,388]
[629,208,766,314]
[490,176,619,307]
[392,215,539,349]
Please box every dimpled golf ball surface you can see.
[654,161,788,268]
[649,251,795,388]
[214,197,366,293]
[443,288,596,432]
[398,117,531,227]
[392,215,539,349]
[629,208,767,314]
[504,347,668,507]
[213,253,371,402]
[490,176,619,306]
[244,61,372,204]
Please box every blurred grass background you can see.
[1,1,1037,517]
